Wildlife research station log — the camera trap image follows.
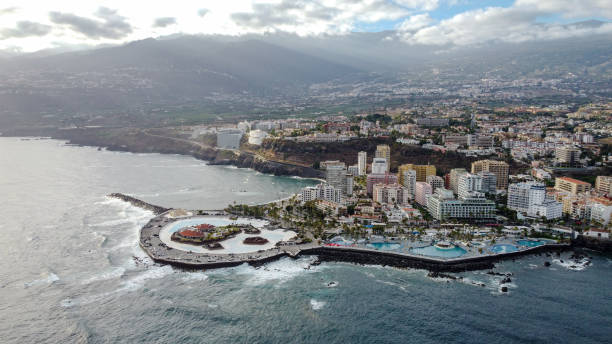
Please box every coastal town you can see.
[197,102,612,244]
[112,102,611,279]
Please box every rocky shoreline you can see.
[298,244,571,273]
[2,128,323,179]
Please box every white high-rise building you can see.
[529,200,563,219]
[415,182,432,207]
[373,183,408,205]
[427,175,445,192]
[507,182,561,219]
[477,171,497,194]
[427,190,496,221]
[301,183,342,204]
[326,165,347,194]
[358,151,367,176]
[458,173,483,199]
[375,145,391,172]
[400,169,417,199]
[247,129,268,145]
[507,182,546,213]
[345,174,354,196]
[449,168,468,195]
[371,158,388,175]
[216,129,243,149]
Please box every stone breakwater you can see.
[299,245,570,273]
[108,193,170,215]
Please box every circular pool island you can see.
[159,216,296,254]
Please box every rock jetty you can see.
[108,193,170,215]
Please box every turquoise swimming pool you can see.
[517,239,545,247]
[367,242,401,250]
[410,245,467,258]
[489,244,519,253]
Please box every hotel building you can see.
[357,151,367,176]
[554,177,591,195]
[595,176,612,195]
[427,189,496,221]
[415,182,432,207]
[373,183,408,205]
[398,164,436,182]
[471,160,509,190]
[375,145,391,172]
[427,175,445,192]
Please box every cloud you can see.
[516,0,612,18]
[1,21,52,39]
[397,13,432,31]
[395,0,439,11]
[49,7,132,40]
[399,1,612,46]
[197,8,209,17]
[0,7,18,15]
[229,0,413,34]
[153,17,177,28]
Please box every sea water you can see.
[0,137,611,344]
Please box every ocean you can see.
[0,137,610,344]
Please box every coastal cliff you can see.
[4,127,324,179]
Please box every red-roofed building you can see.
[196,224,215,230]
[177,229,206,238]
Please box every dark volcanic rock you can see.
[206,242,223,250]
[243,236,269,245]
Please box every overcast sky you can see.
[0,0,611,52]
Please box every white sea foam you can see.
[552,258,590,271]
[181,272,209,282]
[62,265,175,308]
[458,277,487,289]
[310,299,326,310]
[81,267,126,285]
[24,273,59,288]
[118,265,174,292]
[376,279,407,292]
[209,257,318,287]
[89,218,135,227]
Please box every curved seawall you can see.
[299,245,570,273]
